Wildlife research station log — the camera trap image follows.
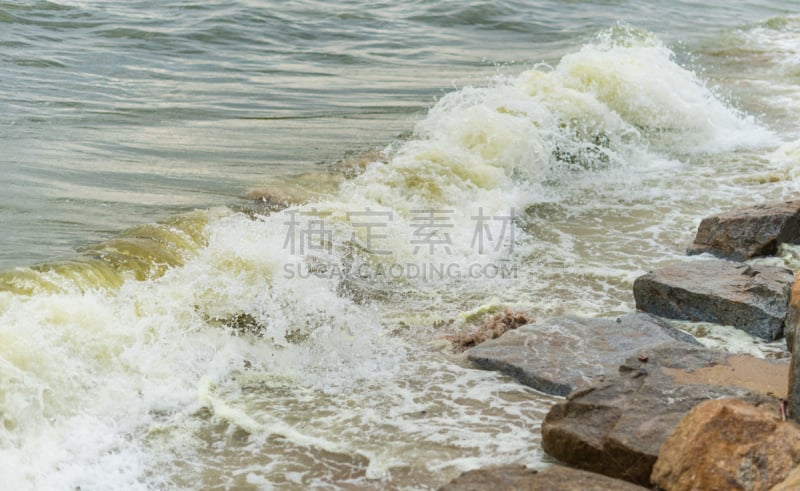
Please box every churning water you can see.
[2,1,800,489]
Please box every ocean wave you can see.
[0,26,781,489]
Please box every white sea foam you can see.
[722,16,800,137]
[741,17,800,71]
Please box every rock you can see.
[660,353,788,399]
[687,200,800,260]
[448,309,532,353]
[787,318,797,355]
[466,313,700,396]
[541,344,784,487]
[651,398,800,491]
[771,466,800,491]
[438,464,648,491]
[788,275,800,420]
[633,260,793,341]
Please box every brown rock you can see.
[687,200,800,260]
[651,398,800,491]
[771,465,800,491]
[541,344,783,487]
[661,354,788,399]
[437,464,648,491]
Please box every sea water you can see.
[2,1,800,489]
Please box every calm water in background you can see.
[1,0,793,267]
[3,1,800,490]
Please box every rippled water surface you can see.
[2,1,800,489]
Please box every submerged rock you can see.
[687,200,800,261]
[438,464,648,491]
[466,313,700,396]
[651,398,800,491]
[541,344,783,487]
[633,260,793,341]
[448,309,533,353]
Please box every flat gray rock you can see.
[466,313,700,396]
[633,260,793,341]
[687,200,800,260]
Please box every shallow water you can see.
[2,1,800,489]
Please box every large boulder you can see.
[633,260,793,341]
[466,313,700,396]
[541,344,784,487]
[438,464,648,491]
[687,200,800,260]
[651,398,800,491]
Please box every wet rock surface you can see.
[541,344,783,487]
[633,260,793,341]
[466,313,700,396]
[651,398,800,491]
[687,200,800,261]
[787,275,800,420]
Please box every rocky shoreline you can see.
[440,200,800,490]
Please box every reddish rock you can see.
[687,200,800,260]
[651,398,800,491]
[437,464,648,491]
[449,309,532,353]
